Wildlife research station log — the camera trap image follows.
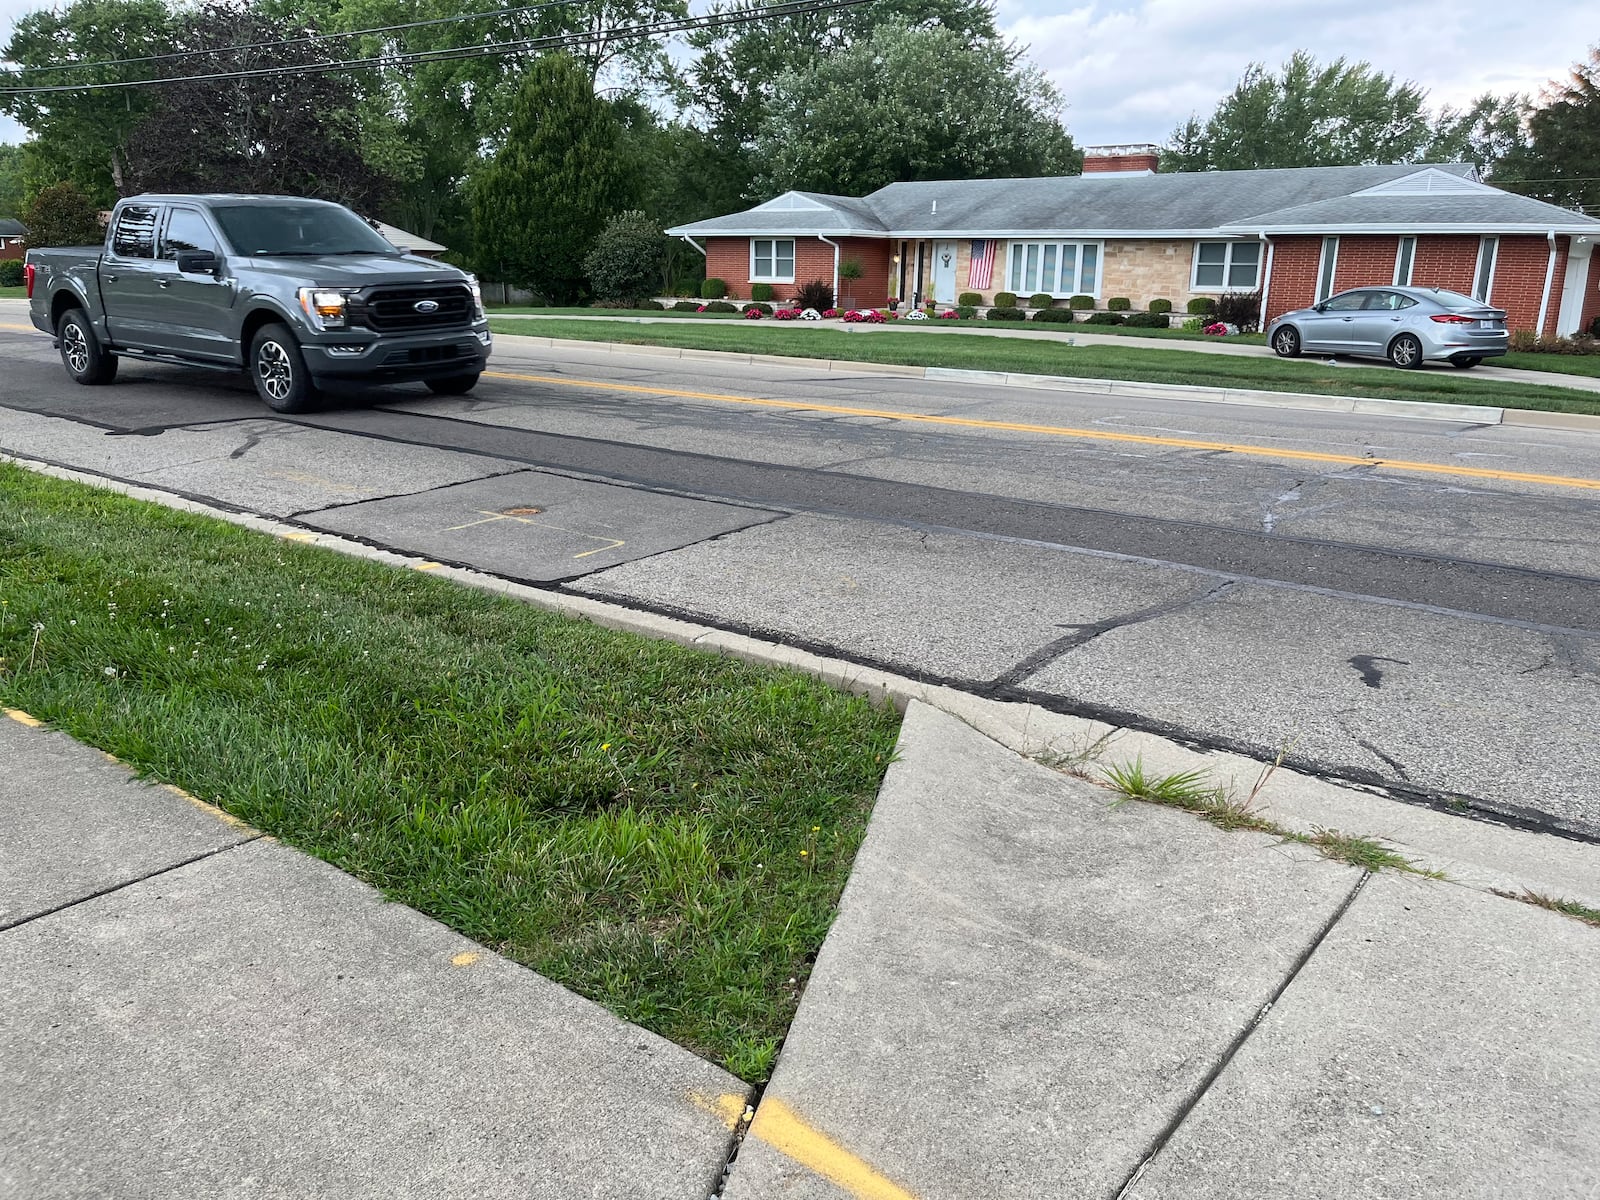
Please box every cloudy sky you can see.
[0,0,1589,146]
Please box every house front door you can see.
[932,241,958,304]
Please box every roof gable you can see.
[1352,167,1493,197]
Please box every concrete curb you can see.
[494,331,1600,431]
[7,449,1598,916]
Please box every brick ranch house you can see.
[666,146,1600,337]
[0,218,27,262]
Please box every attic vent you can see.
[1354,169,1492,197]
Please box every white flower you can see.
[103,666,117,677]
[801,308,822,321]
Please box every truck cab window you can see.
[160,208,219,260]
[111,206,158,259]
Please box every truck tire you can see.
[57,308,118,385]
[425,372,481,396]
[249,323,317,413]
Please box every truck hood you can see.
[238,252,469,289]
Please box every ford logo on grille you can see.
[413,299,440,314]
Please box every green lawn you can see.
[491,318,1600,415]
[488,304,745,318]
[1499,351,1600,379]
[0,285,24,299]
[0,464,900,1082]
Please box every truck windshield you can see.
[210,203,398,257]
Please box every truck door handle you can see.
[157,279,170,289]
[105,274,118,283]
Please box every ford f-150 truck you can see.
[25,194,493,412]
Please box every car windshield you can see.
[210,203,398,257]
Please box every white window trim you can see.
[1005,239,1103,298]
[1316,236,1340,302]
[1393,236,1416,287]
[749,237,796,284]
[1473,235,1498,303]
[1189,240,1262,292]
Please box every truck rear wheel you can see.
[56,308,118,385]
[249,323,317,414]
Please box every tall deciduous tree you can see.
[1163,52,1435,171]
[0,144,25,217]
[750,22,1078,196]
[470,53,634,301]
[1497,47,1600,213]
[1428,93,1529,178]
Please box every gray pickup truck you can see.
[26,194,492,413]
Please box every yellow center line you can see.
[1,322,38,333]
[484,368,1600,493]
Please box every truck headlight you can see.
[298,287,352,331]
[466,274,485,321]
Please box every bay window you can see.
[751,238,796,283]
[1007,240,1101,297]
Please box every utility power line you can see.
[0,0,873,95]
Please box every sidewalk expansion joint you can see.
[1112,870,1372,1200]
[0,836,264,934]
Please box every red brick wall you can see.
[703,236,891,306]
[1264,236,1322,321]
[1332,235,1400,290]
[0,241,23,261]
[1410,235,1479,295]
[1489,235,1559,335]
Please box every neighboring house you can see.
[368,219,448,259]
[0,218,28,261]
[666,146,1600,336]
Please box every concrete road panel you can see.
[1127,873,1600,1199]
[721,703,1359,1200]
[0,837,743,1200]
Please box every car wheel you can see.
[249,323,317,413]
[1450,355,1482,369]
[1271,326,1301,358]
[56,308,118,385]
[1388,333,1424,370]
[425,372,481,396]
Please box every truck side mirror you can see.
[177,250,219,275]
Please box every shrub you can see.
[992,291,1019,309]
[1181,317,1204,332]
[0,259,23,287]
[986,307,1027,321]
[1186,296,1217,315]
[938,309,960,320]
[773,307,802,321]
[1068,294,1094,310]
[634,299,664,310]
[1125,311,1170,328]
[20,181,101,248]
[1590,315,1600,338]
[955,305,978,319]
[700,277,728,300]
[702,300,737,313]
[1028,292,1055,310]
[958,291,982,307]
[671,299,700,312]
[581,210,663,306]
[742,302,772,315]
[1084,311,1125,325]
[821,308,839,319]
[1149,298,1173,315]
[750,282,774,302]
[839,258,864,282]
[1106,297,1131,312]
[793,279,834,311]
[1031,308,1075,323]
[1213,290,1262,333]
[1509,330,1600,355]
[1203,322,1230,336]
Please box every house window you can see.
[1191,241,1260,290]
[1473,235,1497,302]
[751,238,795,283]
[1394,236,1416,287]
[1006,240,1101,296]
[1316,236,1340,302]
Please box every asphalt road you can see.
[4,304,1599,839]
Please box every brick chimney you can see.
[1083,144,1161,175]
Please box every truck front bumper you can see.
[301,324,492,384]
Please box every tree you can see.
[1163,52,1435,171]
[749,22,1078,196]
[1497,46,1600,213]
[470,54,634,301]
[1428,93,1529,179]
[583,210,663,302]
[0,144,25,218]
[20,181,102,247]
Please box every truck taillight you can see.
[24,262,35,299]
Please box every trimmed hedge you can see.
[958,291,982,307]
[1106,297,1131,312]
[634,300,665,310]
[955,305,978,319]
[702,300,737,313]
[742,302,773,315]
[0,259,23,288]
[671,299,701,312]
[1031,308,1075,324]
[986,307,1027,321]
[1124,311,1171,328]
[1028,292,1055,309]
[1149,298,1173,314]
[1084,311,1125,325]
[1068,294,1094,310]
[701,278,728,300]
[750,282,774,302]
[1186,296,1217,315]
[992,291,1019,309]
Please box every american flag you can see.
[967,240,997,290]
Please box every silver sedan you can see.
[1267,286,1508,369]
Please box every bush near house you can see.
[1031,308,1074,324]
[1028,292,1054,309]
[703,300,737,313]
[1107,297,1131,311]
[1186,297,1217,315]
[793,279,834,311]
[992,291,1019,308]
[1149,298,1173,314]
[750,282,774,302]
[581,210,663,306]
[701,277,728,300]
[955,305,978,319]
[1125,311,1171,328]
[671,299,700,312]
[1068,295,1094,310]
[742,302,773,315]
[958,291,982,307]
[1085,311,1125,325]
[0,259,23,287]
[986,307,1027,321]
[1509,330,1600,355]
[1214,290,1262,333]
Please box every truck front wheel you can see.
[425,372,481,396]
[57,308,118,385]
[249,323,317,414]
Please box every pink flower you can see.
[744,307,764,320]
[1203,322,1229,336]
[939,310,958,319]
[822,308,839,319]
[696,304,707,312]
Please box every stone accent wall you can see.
[1099,241,1199,309]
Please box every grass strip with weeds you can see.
[0,463,901,1082]
[1493,888,1600,929]
[490,318,1600,416]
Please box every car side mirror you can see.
[1313,302,1326,312]
[177,249,219,275]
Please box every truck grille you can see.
[362,284,473,332]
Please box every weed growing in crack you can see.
[1493,888,1600,929]
[1035,727,1119,779]
[1308,828,1442,877]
